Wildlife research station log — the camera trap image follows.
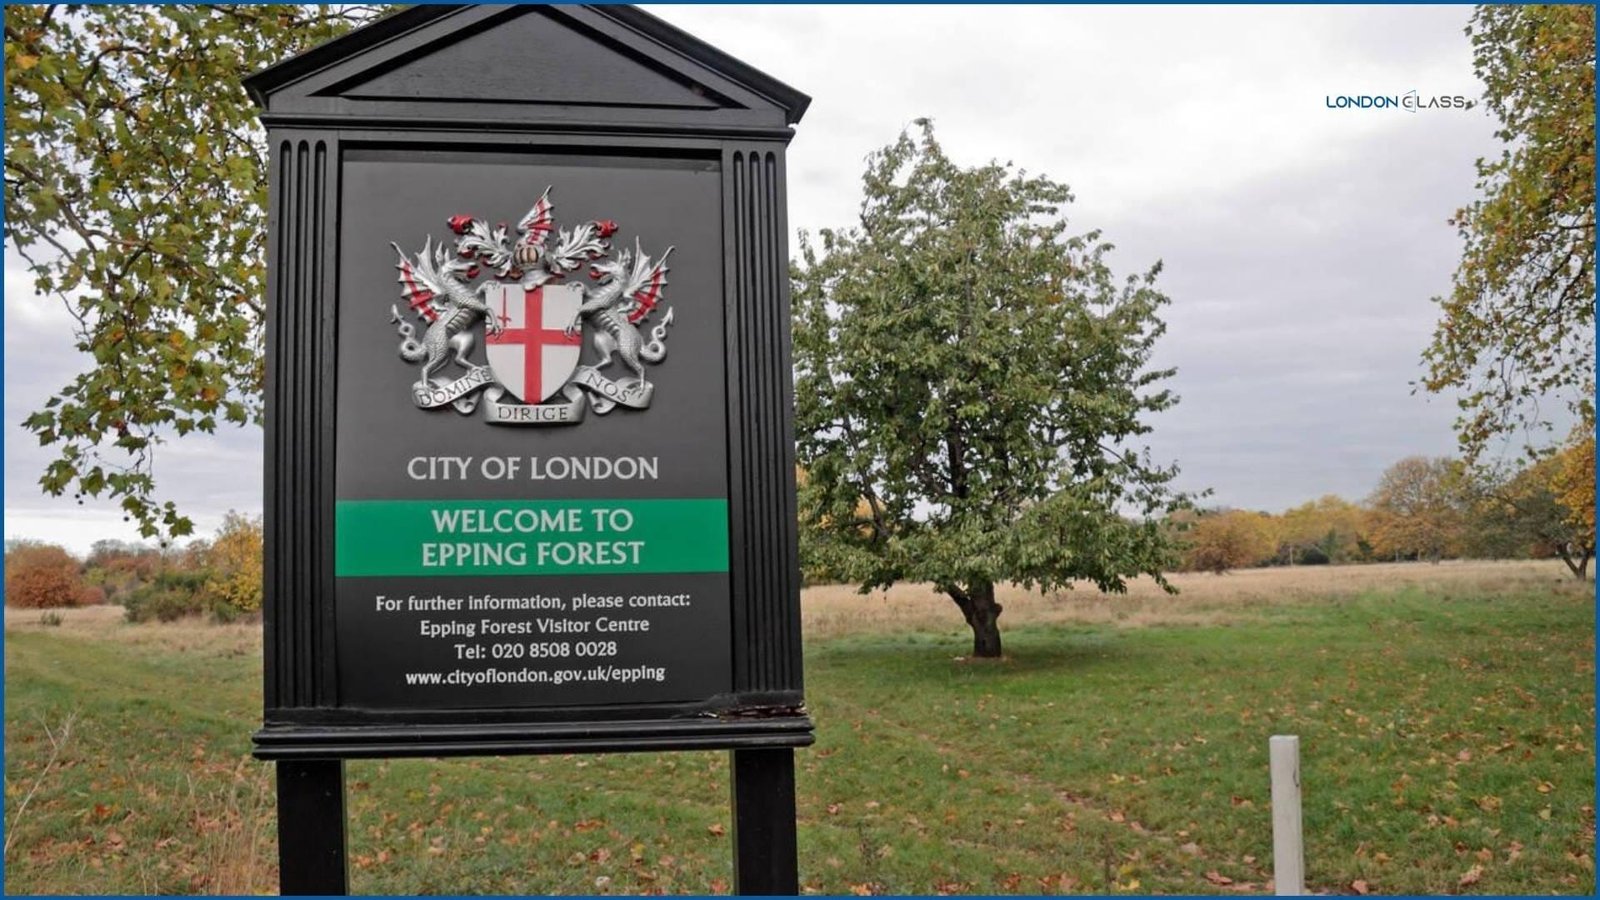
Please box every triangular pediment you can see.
[326,7,725,110]
[246,5,808,130]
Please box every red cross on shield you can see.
[483,282,583,404]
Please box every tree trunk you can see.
[947,581,1004,658]
[1558,543,1594,580]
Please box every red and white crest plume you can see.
[617,238,674,324]
[391,236,453,323]
[512,187,557,269]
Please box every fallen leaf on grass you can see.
[1204,870,1233,886]
[1179,842,1201,856]
[1351,879,1370,895]
[1036,873,1077,891]
[1458,864,1483,887]
[707,823,725,836]
[849,883,873,896]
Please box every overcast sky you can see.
[5,5,1513,554]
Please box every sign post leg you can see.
[730,748,799,895]
[277,758,349,895]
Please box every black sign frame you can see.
[247,5,811,893]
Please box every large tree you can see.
[1367,456,1470,562]
[1421,5,1596,460]
[792,121,1187,658]
[1182,509,1276,575]
[4,5,385,540]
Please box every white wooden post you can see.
[1270,735,1305,896]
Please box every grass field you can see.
[4,560,1594,894]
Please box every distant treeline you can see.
[1171,446,1595,578]
[3,512,262,620]
[7,439,1592,620]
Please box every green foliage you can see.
[121,568,212,623]
[1422,5,1596,460]
[3,4,387,540]
[792,120,1186,654]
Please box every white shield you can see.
[483,282,584,403]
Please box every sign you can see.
[247,5,810,893]
[337,180,730,711]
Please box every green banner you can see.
[336,498,729,577]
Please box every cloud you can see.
[3,5,1524,552]
[643,4,1503,512]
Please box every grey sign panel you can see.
[250,4,810,759]
[333,151,734,711]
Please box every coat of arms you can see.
[387,187,674,426]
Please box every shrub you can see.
[4,542,102,608]
[122,569,213,623]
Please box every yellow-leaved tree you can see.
[1555,433,1597,541]
[1279,495,1372,564]
[1183,509,1276,574]
[201,511,264,619]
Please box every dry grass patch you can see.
[801,559,1585,640]
[5,604,260,659]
